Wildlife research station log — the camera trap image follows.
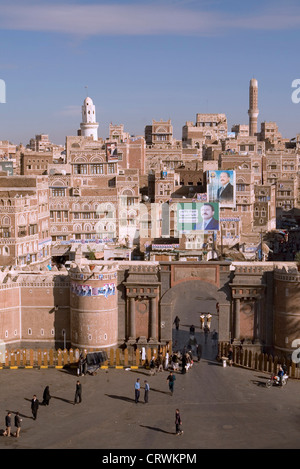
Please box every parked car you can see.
[77,351,108,376]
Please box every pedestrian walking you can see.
[200,314,205,330]
[135,378,140,403]
[164,351,169,370]
[204,325,209,344]
[211,330,218,348]
[167,371,176,395]
[149,356,156,375]
[185,352,193,371]
[196,343,202,362]
[173,316,180,331]
[31,395,39,420]
[144,380,150,403]
[175,409,183,435]
[3,411,11,437]
[77,355,86,376]
[42,385,51,406]
[189,324,195,335]
[156,353,163,372]
[171,352,179,371]
[227,346,233,366]
[206,313,212,330]
[14,412,22,438]
[74,380,82,404]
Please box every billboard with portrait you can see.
[177,202,219,233]
[106,142,118,161]
[207,170,236,208]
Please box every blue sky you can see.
[0,0,300,145]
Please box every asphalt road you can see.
[0,332,300,452]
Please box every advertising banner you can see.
[177,202,219,233]
[106,142,118,160]
[207,170,236,208]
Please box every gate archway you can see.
[160,279,231,358]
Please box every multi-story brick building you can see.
[145,118,202,174]
[145,119,174,146]
[1,87,297,264]
[0,140,16,159]
[0,175,51,266]
[27,134,52,152]
[20,151,54,176]
[183,113,227,146]
[253,184,276,232]
[49,135,141,245]
[231,124,249,138]
[1,79,300,361]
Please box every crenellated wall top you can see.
[274,263,300,282]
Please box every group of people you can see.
[174,315,217,348]
[3,412,21,438]
[134,375,183,436]
[2,385,51,438]
[171,345,203,372]
[171,350,193,373]
[134,378,149,404]
[2,381,82,438]
[144,348,199,407]
[149,352,169,375]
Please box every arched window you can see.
[2,216,10,226]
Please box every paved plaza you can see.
[0,329,300,451]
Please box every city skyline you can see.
[0,0,300,145]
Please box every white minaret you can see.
[248,78,259,137]
[80,96,99,140]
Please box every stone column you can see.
[128,296,136,343]
[149,296,157,343]
[234,298,240,342]
[254,297,261,343]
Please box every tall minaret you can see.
[80,96,99,140]
[248,78,259,137]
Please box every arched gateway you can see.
[120,262,232,348]
[160,279,228,340]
